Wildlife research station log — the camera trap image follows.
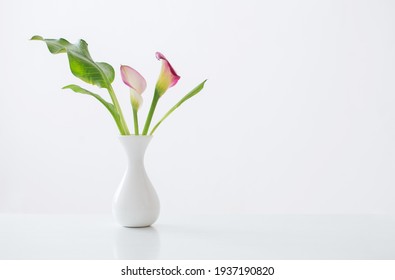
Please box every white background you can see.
[0,0,394,216]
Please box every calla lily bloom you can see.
[155,52,181,97]
[120,65,146,110]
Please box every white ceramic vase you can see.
[112,135,160,227]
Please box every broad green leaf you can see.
[31,35,70,54]
[149,80,207,135]
[31,36,115,89]
[62,84,122,131]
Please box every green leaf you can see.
[62,84,123,131]
[149,79,207,135]
[31,36,115,89]
[31,35,70,54]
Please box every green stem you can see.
[133,108,139,135]
[150,80,207,135]
[142,92,159,135]
[107,85,130,135]
[111,113,124,135]
[149,104,176,135]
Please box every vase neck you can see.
[119,136,153,161]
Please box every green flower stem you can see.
[108,85,130,135]
[133,107,139,135]
[149,102,177,135]
[142,92,159,135]
[150,80,207,135]
[114,115,125,134]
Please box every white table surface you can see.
[0,214,394,260]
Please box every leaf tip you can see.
[199,79,208,89]
[30,35,43,41]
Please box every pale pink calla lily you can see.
[120,65,146,110]
[155,52,181,97]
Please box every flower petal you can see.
[130,88,143,110]
[120,65,147,94]
[155,52,181,96]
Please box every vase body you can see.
[112,135,160,227]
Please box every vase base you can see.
[122,224,153,228]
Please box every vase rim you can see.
[118,134,153,138]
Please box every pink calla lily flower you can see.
[120,65,146,110]
[155,52,181,97]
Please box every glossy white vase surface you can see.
[112,135,160,227]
